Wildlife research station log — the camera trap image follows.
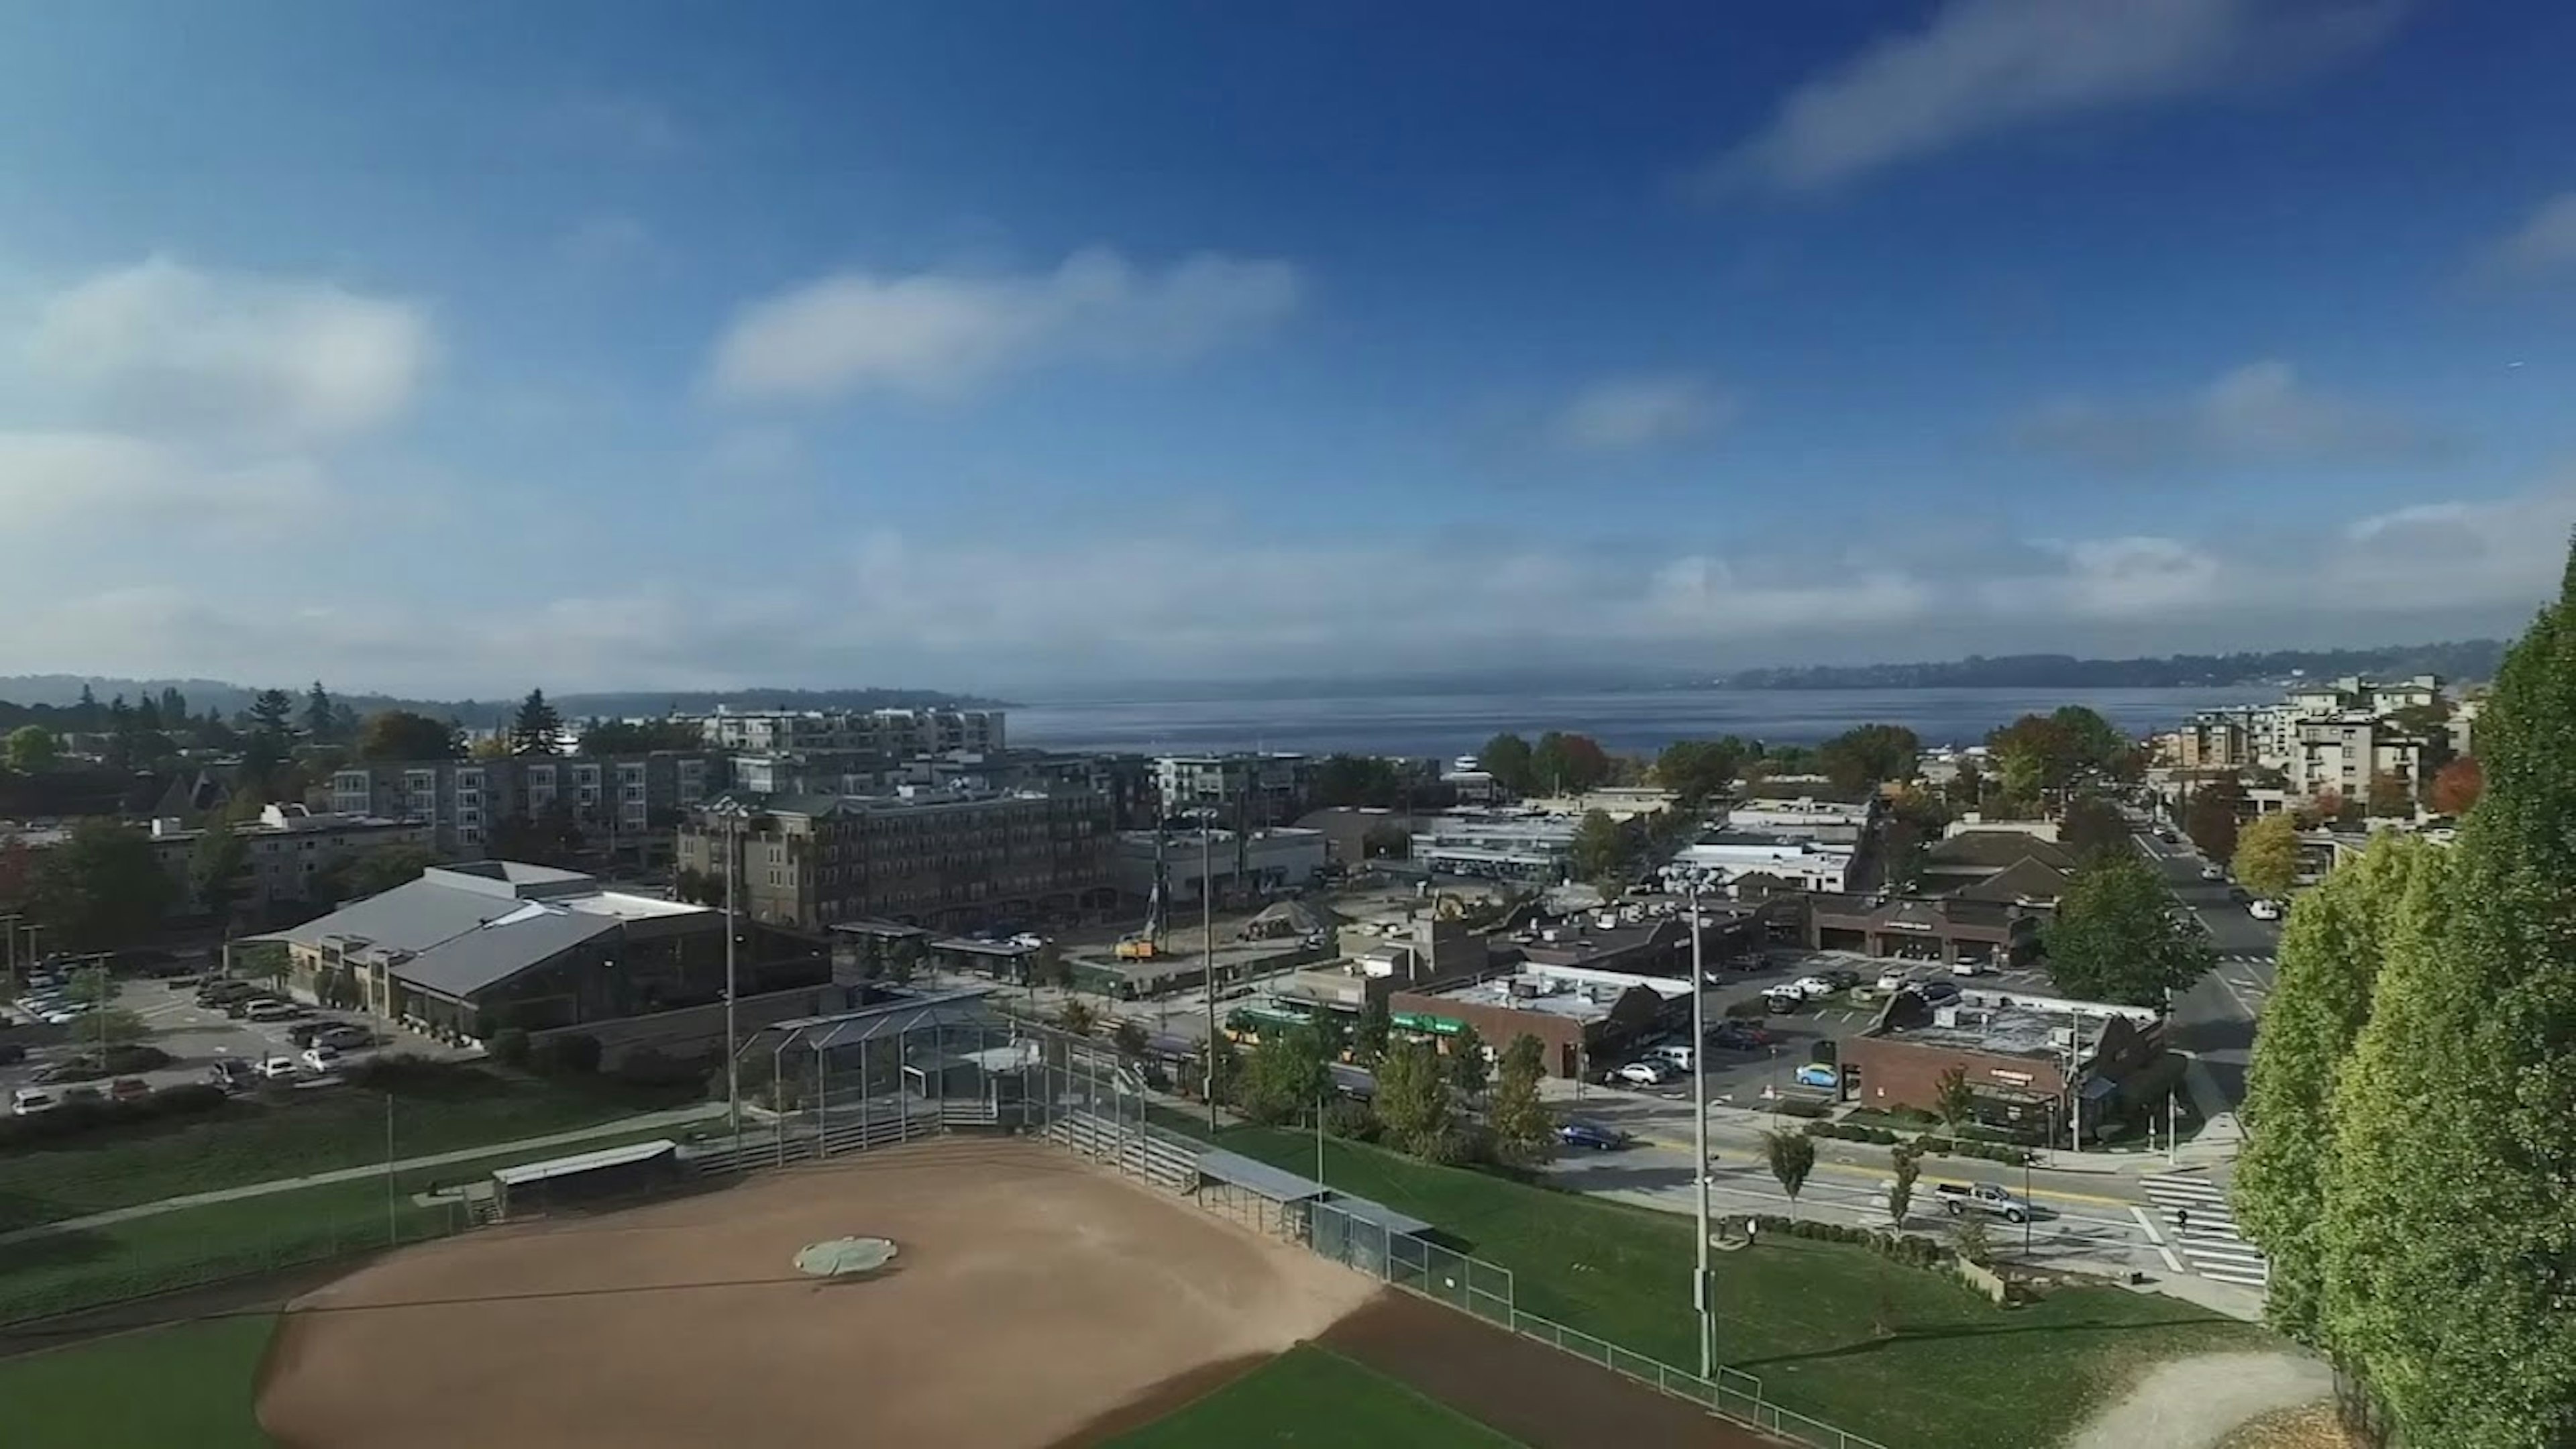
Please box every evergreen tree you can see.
[2318,541,2576,1449]
[159,687,187,724]
[73,683,99,731]
[2233,835,2432,1348]
[303,682,335,741]
[510,689,564,755]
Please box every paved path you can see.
[0,1102,727,1247]
[2065,1350,2332,1449]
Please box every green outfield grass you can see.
[1216,1126,2267,1449]
[0,1314,279,1449]
[1109,1345,1524,1448]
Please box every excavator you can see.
[1116,810,1172,960]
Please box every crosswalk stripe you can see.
[2181,1244,2268,1265]
[2200,1266,2271,1286]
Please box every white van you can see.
[1648,1043,1695,1073]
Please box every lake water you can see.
[1006,686,2265,758]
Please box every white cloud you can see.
[2482,193,2576,277]
[1717,0,2403,191]
[707,248,1303,402]
[18,256,432,445]
[2011,360,2441,469]
[0,431,330,530]
[1551,374,1735,453]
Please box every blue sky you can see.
[4,0,2575,696]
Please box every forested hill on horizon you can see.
[0,679,1008,726]
[1719,641,2507,691]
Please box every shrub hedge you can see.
[1748,1214,1955,1269]
[0,1081,229,1148]
[1799,1119,2029,1164]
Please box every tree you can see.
[1932,1065,1976,1130]
[1570,808,1630,884]
[469,735,511,760]
[1986,714,2076,804]
[302,682,337,743]
[490,803,582,866]
[2042,853,2215,1005]
[2232,813,2302,900]
[1950,1214,1993,1267]
[1056,998,1097,1038]
[188,816,250,922]
[1311,753,1407,809]
[1529,731,1611,794]
[327,845,439,903]
[2427,756,2482,817]
[1945,759,1985,814]
[246,688,295,743]
[1764,1128,1816,1220]
[5,724,57,771]
[2183,775,2245,861]
[1446,1022,1490,1097]
[1354,996,1392,1066]
[2311,549,2576,1448]
[72,683,98,731]
[2363,770,2413,820]
[1359,824,1411,860]
[1111,1018,1149,1061]
[2234,837,2433,1350]
[1487,1034,1556,1169]
[2057,796,2130,862]
[356,710,464,761]
[1238,1024,1332,1126]
[25,819,178,950]
[509,690,564,755]
[2049,706,2126,776]
[1817,723,1919,794]
[1478,733,1534,796]
[158,687,187,726]
[1886,1142,1923,1230]
[1656,737,1750,805]
[1373,1038,1460,1162]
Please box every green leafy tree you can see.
[2042,853,2214,1004]
[1932,1065,1976,1130]
[1445,1021,1489,1097]
[1764,1128,1817,1221]
[26,819,178,950]
[2184,775,2245,861]
[2315,553,2576,1448]
[1478,733,1534,796]
[5,724,58,771]
[1238,1024,1332,1126]
[1488,1034,1555,1169]
[1570,808,1631,884]
[1193,1033,1243,1107]
[1945,759,1985,813]
[2049,706,2126,775]
[2232,812,2302,900]
[1111,1018,1150,1061]
[2363,769,2414,820]
[1311,753,1407,809]
[1373,1037,1460,1163]
[509,689,564,755]
[1656,737,1749,805]
[356,710,464,761]
[1986,714,2076,804]
[188,815,251,922]
[2235,836,2432,1349]
[1886,1142,1922,1230]
[1354,996,1393,1065]
[1056,998,1097,1038]
[1817,722,1919,794]
[1529,731,1611,794]
[2057,796,2131,862]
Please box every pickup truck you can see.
[1933,1181,2031,1224]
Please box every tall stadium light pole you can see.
[1668,865,1716,1382]
[1201,808,1218,1134]
[721,804,743,1146]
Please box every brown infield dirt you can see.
[256,1136,1765,1448]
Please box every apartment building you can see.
[328,752,715,863]
[2290,715,2426,800]
[2174,711,2255,771]
[673,785,1115,933]
[1151,753,1315,826]
[142,805,434,917]
[692,706,1006,757]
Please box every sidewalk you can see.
[0,1101,727,1248]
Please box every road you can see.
[2132,824,2280,1113]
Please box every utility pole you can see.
[1,913,18,998]
[1683,871,1715,1381]
[1202,808,1218,1134]
[720,804,743,1147]
[384,1092,398,1246]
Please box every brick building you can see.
[1837,990,2166,1137]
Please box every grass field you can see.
[1216,1126,2268,1449]
[0,1067,696,1232]
[1110,1345,1525,1448]
[0,1314,279,1449]
[0,1124,692,1325]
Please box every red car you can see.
[108,1077,152,1103]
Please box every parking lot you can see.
[3,972,457,1107]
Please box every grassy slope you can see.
[0,1070,692,1231]
[0,1125,687,1324]
[0,1315,280,1449]
[1111,1345,1525,1448]
[1219,1127,2267,1449]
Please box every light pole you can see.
[1664,864,1717,1382]
[1201,808,1218,1134]
[1,912,19,998]
[708,800,747,1147]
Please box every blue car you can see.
[1794,1063,1840,1091]
[1556,1118,1627,1151]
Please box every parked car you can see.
[1556,1118,1627,1151]
[257,1055,303,1080]
[107,1077,152,1103]
[2200,864,2226,881]
[1762,991,1805,1015]
[208,1059,258,1092]
[1933,1181,2031,1224]
[1793,1063,1840,1091]
[9,1087,60,1116]
[2249,898,2284,921]
[61,1085,104,1105]
[245,998,309,1023]
[1949,959,1987,977]
[1705,1022,1770,1050]
[1820,967,1862,990]
[313,1024,374,1052]
[2157,828,2178,844]
[1916,979,1963,1006]
[1874,969,1913,991]
[1647,1043,1696,1073]
[1788,975,1836,999]
[197,979,258,1005]
[300,1044,344,1073]
[1613,1060,1674,1087]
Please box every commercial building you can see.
[1802,894,2041,966]
[691,706,1006,757]
[1672,835,1856,893]
[1388,967,1685,1079]
[328,752,715,865]
[674,786,1116,934]
[250,861,829,1046]
[148,805,433,916]
[1917,830,2078,891]
[1110,826,1326,906]
[1413,810,1578,882]
[1524,787,1678,820]
[1151,753,1315,826]
[1721,797,1874,843]
[1837,989,2167,1138]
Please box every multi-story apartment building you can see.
[1151,753,1314,827]
[2290,715,2426,802]
[2175,711,2255,771]
[692,706,1006,758]
[673,785,1114,933]
[328,752,714,865]
[148,804,435,917]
